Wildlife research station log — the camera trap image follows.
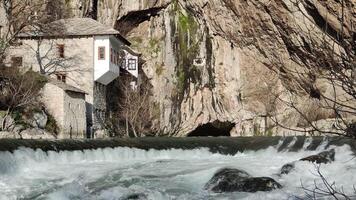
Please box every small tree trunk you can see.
[125,117,129,137]
[1,109,10,131]
[130,123,138,138]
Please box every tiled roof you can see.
[49,78,87,94]
[18,18,130,45]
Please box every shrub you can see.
[0,67,47,111]
[45,113,58,134]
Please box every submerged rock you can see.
[280,163,295,175]
[300,149,335,164]
[123,193,147,200]
[205,168,282,193]
[241,177,283,192]
[280,149,336,175]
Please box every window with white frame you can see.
[127,59,137,70]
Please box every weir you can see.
[1,137,356,199]
[0,136,355,154]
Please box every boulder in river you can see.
[205,168,282,193]
[300,149,335,164]
[123,193,147,200]
[280,149,336,175]
[280,163,295,175]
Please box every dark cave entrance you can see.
[115,7,164,36]
[188,121,236,137]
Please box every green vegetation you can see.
[266,128,274,137]
[0,110,6,118]
[149,38,160,56]
[0,68,50,131]
[25,70,48,87]
[45,113,58,134]
[155,63,165,76]
[172,3,202,101]
[253,123,263,136]
[205,34,215,89]
[129,36,143,49]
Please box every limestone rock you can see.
[205,168,282,193]
[92,0,356,136]
[20,128,56,140]
[31,112,48,129]
[0,131,21,139]
[0,114,15,131]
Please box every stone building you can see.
[9,18,140,138]
[42,79,87,139]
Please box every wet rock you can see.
[280,163,295,175]
[12,124,26,134]
[0,131,21,139]
[240,177,283,192]
[300,149,335,164]
[31,112,48,129]
[205,168,282,193]
[20,128,56,139]
[0,115,15,131]
[123,193,147,200]
[279,149,336,175]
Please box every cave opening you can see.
[115,7,164,36]
[188,121,236,137]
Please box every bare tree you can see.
[0,67,46,130]
[26,39,84,75]
[116,74,157,137]
[0,0,48,58]
[298,165,356,200]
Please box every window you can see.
[11,57,22,67]
[121,59,126,68]
[98,46,105,60]
[57,44,65,58]
[117,51,121,65]
[56,73,67,83]
[110,48,113,63]
[113,50,116,64]
[128,59,137,70]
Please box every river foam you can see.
[0,138,355,200]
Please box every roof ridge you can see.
[17,17,129,45]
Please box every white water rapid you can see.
[0,138,355,200]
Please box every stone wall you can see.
[41,83,86,139]
[41,83,65,131]
[63,91,87,138]
[93,82,107,132]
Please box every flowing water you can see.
[0,137,355,200]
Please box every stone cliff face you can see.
[66,0,355,136]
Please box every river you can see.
[0,137,355,200]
